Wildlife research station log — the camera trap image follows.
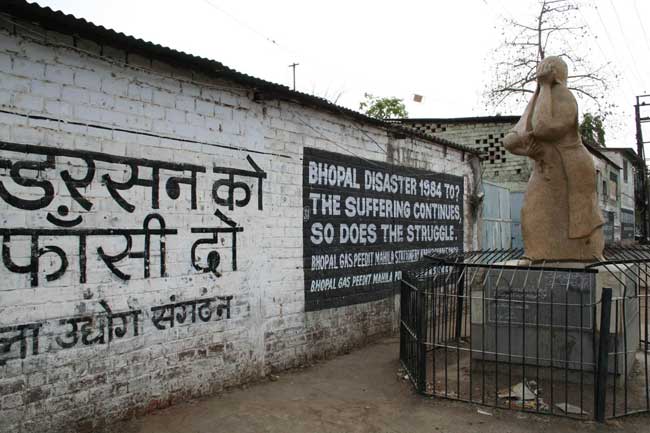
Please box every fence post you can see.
[595,287,613,423]
[455,264,465,341]
[417,286,427,393]
[399,278,405,369]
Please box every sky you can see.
[32,0,650,151]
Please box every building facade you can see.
[0,3,479,432]
[600,148,640,243]
[591,148,622,244]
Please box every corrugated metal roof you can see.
[0,0,478,156]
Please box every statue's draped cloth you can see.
[514,87,604,260]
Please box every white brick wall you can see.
[0,23,476,433]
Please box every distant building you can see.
[589,146,622,244]
[599,147,642,243]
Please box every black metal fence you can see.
[399,247,650,422]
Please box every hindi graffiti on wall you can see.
[0,139,256,365]
[302,147,463,311]
[0,295,233,365]
[0,141,266,285]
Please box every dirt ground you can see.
[422,341,650,419]
[116,336,649,433]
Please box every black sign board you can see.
[302,147,464,311]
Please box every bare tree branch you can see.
[483,0,614,117]
[493,87,536,94]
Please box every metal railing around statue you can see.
[399,246,650,421]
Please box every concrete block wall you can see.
[0,19,476,433]
[401,119,530,192]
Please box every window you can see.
[624,160,628,183]
[609,171,618,201]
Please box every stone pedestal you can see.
[470,263,639,377]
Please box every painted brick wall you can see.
[0,19,477,433]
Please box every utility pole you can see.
[289,63,299,91]
[635,95,650,243]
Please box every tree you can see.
[359,93,408,120]
[579,112,606,147]
[484,0,615,116]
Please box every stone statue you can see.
[503,56,604,262]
